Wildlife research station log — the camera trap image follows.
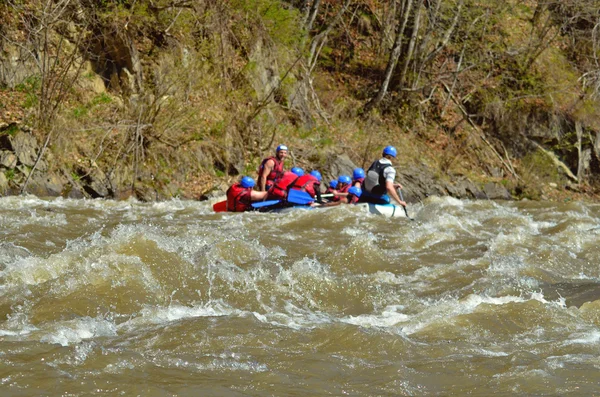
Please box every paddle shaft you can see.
[397,189,410,219]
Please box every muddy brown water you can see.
[1,196,599,396]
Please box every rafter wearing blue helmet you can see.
[330,175,351,203]
[226,176,268,212]
[347,186,362,203]
[352,168,365,188]
[257,144,288,191]
[361,145,406,206]
[321,185,361,207]
[325,179,338,195]
[309,170,322,182]
[291,167,304,176]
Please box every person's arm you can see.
[321,195,349,207]
[386,181,407,206]
[250,190,269,201]
[258,159,274,191]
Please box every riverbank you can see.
[1,1,599,203]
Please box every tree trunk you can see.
[398,2,422,89]
[364,0,414,112]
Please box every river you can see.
[1,195,599,395]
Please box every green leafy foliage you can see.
[229,0,302,48]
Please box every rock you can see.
[0,171,7,195]
[9,132,39,167]
[0,150,17,168]
[565,182,579,192]
[199,182,229,201]
[77,61,106,94]
[323,154,357,183]
[81,167,111,198]
[452,177,486,199]
[134,185,156,202]
[483,182,512,200]
[398,164,444,202]
[26,172,66,197]
[0,43,39,89]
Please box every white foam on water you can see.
[340,305,409,328]
[426,195,465,208]
[118,302,241,331]
[475,348,510,357]
[251,302,333,330]
[561,330,600,346]
[159,355,268,373]
[400,292,563,335]
[40,317,117,346]
[0,325,37,337]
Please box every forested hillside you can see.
[1,0,599,201]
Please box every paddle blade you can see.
[251,200,281,208]
[212,200,227,212]
[287,189,314,205]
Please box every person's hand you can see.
[394,183,403,189]
[399,200,407,207]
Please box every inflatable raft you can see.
[356,202,408,218]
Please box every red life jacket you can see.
[267,171,300,200]
[258,156,284,188]
[325,187,335,194]
[289,175,319,198]
[226,184,253,212]
[332,183,350,202]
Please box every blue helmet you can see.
[338,175,351,185]
[309,170,322,181]
[383,145,397,158]
[329,180,338,189]
[240,176,255,188]
[276,144,288,153]
[348,186,362,197]
[291,167,304,176]
[353,168,365,180]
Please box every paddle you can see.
[213,200,227,212]
[397,189,413,220]
[286,189,315,205]
[251,200,281,209]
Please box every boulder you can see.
[0,43,38,89]
[81,167,111,198]
[0,171,8,195]
[10,132,39,167]
[0,150,17,168]
[450,177,487,199]
[323,153,357,182]
[26,172,66,197]
[483,182,512,200]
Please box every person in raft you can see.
[288,170,323,202]
[257,144,288,191]
[321,186,362,207]
[226,176,269,212]
[325,179,338,194]
[352,168,365,188]
[267,167,305,201]
[359,145,407,206]
[330,175,351,202]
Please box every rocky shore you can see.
[2,129,514,203]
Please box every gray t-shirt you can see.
[379,158,396,183]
